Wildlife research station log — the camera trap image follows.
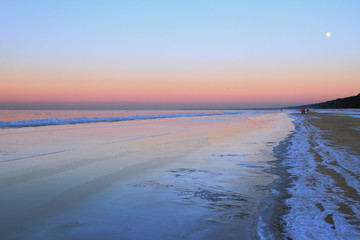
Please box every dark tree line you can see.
[287,93,360,109]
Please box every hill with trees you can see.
[287,93,360,109]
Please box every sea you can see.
[0,109,359,240]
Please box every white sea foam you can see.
[0,111,243,128]
[281,114,360,240]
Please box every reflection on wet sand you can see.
[0,112,294,240]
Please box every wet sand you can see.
[0,112,293,240]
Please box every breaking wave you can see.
[0,111,243,128]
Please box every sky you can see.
[1,0,360,109]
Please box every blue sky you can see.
[3,1,359,63]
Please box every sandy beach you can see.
[264,111,360,240]
[307,113,360,231]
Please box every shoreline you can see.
[255,122,295,240]
[2,110,358,239]
[260,112,360,239]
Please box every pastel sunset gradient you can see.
[1,1,359,109]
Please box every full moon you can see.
[326,32,331,37]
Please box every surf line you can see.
[0,112,243,129]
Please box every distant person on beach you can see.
[307,109,309,113]
[301,109,305,114]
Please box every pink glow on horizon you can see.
[1,65,359,108]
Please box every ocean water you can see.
[0,110,211,122]
[0,110,293,239]
[0,110,245,128]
